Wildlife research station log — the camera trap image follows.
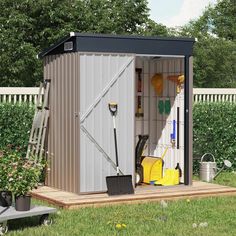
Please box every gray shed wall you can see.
[44,53,80,193]
[79,53,135,193]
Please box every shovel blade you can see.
[106,175,134,196]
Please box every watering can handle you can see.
[200,153,215,163]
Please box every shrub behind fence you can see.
[0,103,34,153]
[1,89,236,173]
[193,102,236,173]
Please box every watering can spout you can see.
[213,160,232,180]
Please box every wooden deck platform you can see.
[31,181,236,209]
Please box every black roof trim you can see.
[38,34,72,59]
[72,32,195,42]
[38,33,195,59]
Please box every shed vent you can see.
[64,41,73,51]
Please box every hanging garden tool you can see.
[164,61,171,115]
[158,98,171,115]
[158,99,164,114]
[151,73,163,96]
[164,99,171,115]
[167,74,184,93]
[135,68,144,117]
[170,120,176,147]
[106,103,134,196]
[177,107,180,149]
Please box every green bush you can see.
[0,103,34,154]
[0,102,235,174]
[193,102,236,173]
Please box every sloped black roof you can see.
[38,32,195,59]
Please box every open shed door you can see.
[79,54,135,193]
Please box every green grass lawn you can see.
[4,172,236,236]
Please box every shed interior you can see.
[134,56,185,184]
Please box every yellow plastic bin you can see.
[141,157,163,184]
[155,169,179,186]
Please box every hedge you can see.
[193,102,236,173]
[0,103,34,154]
[0,102,235,172]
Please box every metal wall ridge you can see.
[44,53,80,194]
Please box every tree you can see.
[0,0,81,86]
[138,19,168,36]
[180,0,236,88]
[0,0,168,86]
[209,0,236,40]
[193,37,236,88]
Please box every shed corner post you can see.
[184,55,193,185]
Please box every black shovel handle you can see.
[108,102,119,175]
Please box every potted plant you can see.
[2,151,45,211]
[0,150,13,207]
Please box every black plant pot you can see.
[15,195,31,211]
[0,191,12,207]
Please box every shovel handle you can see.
[109,102,119,175]
[109,103,118,116]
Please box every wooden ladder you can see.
[26,79,51,162]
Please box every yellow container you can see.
[141,156,163,184]
[151,74,163,95]
[155,169,179,186]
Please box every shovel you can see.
[106,103,134,196]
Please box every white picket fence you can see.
[193,88,236,103]
[0,87,236,104]
[0,87,41,104]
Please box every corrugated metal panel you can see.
[79,53,135,193]
[44,53,80,194]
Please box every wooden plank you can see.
[33,184,234,201]
[31,192,67,208]
[31,182,236,209]
[32,189,236,206]
[62,189,236,206]
[33,185,232,203]
[67,191,236,209]
[64,190,236,209]
[34,181,230,195]
[61,188,236,204]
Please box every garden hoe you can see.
[106,103,134,196]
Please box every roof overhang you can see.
[38,33,195,59]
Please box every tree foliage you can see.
[0,0,234,88]
[209,0,236,40]
[180,0,236,88]
[0,0,168,87]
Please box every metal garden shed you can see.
[38,33,195,194]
